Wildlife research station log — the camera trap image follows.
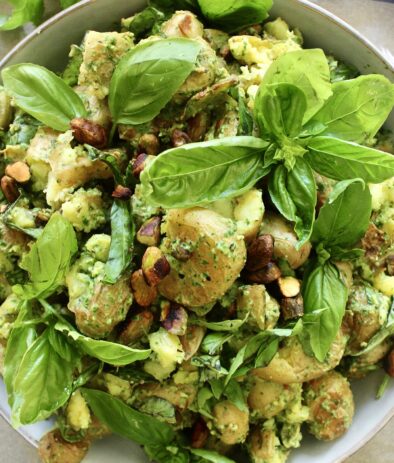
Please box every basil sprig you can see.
[1,64,86,131]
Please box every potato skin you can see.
[213,400,249,445]
[252,331,347,384]
[159,208,246,307]
[305,371,354,441]
[237,285,279,331]
[38,430,90,463]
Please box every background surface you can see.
[0,0,393,462]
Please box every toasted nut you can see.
[0,205,7,213]
[1,175,20,203]
[112,185,132,199]
[385,349,394,377]
[142,246,171,286]
[281,295,304,320]
[160,301,188,335]
[132,153,149,178]
[70,117,108,148]
[180,325,205,360]
[119,309,154,345]
[131,269,158,307]
[35,210,50,225]
[171,242,192,262]
[187,112,209,142]
[138,134,159,155]
[246,262,281,284]
[191,418,209,449]
[171,129,191,147]
[278,276,301,298]
[5,161,31,184]
[246,234,274,272]
[137,216,161,246]
[386,255,394,276]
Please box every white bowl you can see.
[0,1,393,462]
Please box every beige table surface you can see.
[0,0,394,462]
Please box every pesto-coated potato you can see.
[305,371,354,441]
[260,213,311,269]
[135,382,197,411]
[38,430,90,463]
[248,426,289,463]
[161,11,204,38]
[159,208,246,307]
[252,331,347,384]
[213,400,249,445]
[346,340,392,379]
[237,285,279,331]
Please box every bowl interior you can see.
[0,1,393,462]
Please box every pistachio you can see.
[112,185,132,199]
[130,269,158,307]
[191,418,209,449]
[132,153,149,178]
[187,112,209,142]
[142,246,171,286]
[278,276,301,298]
[160,301,188,336]
[138,133,159,155]
[385,349,394,377]
[5,161,31,184]
[245,262,281,284]
[281,295,304,320]
[171,129,191,147]
[70,117,108,148]
[180,325,205,360]
[1,175,20,203]
[137,216,161,246]
[171,242,192,262]
[119,310,154,345]
[246,234,274,272]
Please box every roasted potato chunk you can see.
[38,430,90,463]
[213,400,249,445]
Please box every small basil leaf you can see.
[140,136,269,208]
[192,316,248,332]
[0,0,43,30]
[254,337,280,368]
[109,38,201,125]
[60,0,80,8]
[1,63,86,131]
[302,262,348,362]
[124,6,166,38]
[81,388,175,446]
[262,49,332,123]
[197,0,272,32]
[328,247,364,261]
[103,200,134,284]
[201,333,233,355]
[309,75,394,143]
[85,144,124,185]
[306,136,394,183]
[55,321,150,366]
[268,164,297,222]
[223,379,248,412]
[238,94,254,136]
[312,179,371,251]
[190,449,235,463]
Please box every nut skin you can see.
[142,246,171,287]
[132,153,149,178]
[245,262,281,284]
[191,418,209,449]
[5,161,31,184]
[385,349,394,377]
[111,185,132,199]
[130,269,158,307]
[1,175,20,203]
[171,129,191,147]
[138,134,160,155]
[137,216,161,246]
[246,234,274,272]
[160,301,188,335]
[70,117,108,148]
[119,309,154,345]
[281,295,304,320]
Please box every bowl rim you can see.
[0,1,393,462]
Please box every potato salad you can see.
[0,1,394,462]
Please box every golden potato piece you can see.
[38,430,90,463]
[159,208,246,307]
[248,426,288,463]
[213,400,249,445]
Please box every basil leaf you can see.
[85,145,124,186]
[201,333,233,355]
[262,49,332,123]
[255,83,307,139]
[13,213,77,300]
[197,0,272,32]
[55,321,150,366]
[309,75,394,143]
[140,136,269,208]
[254,337,280,368]
[109,38,201,125]
[302,262,348,362]
[146,445,190,463]
[312,179,371,251]
[223,379,248,412]
[238,94,254,136]
[11,328,78,426]
[192,316,247,332]
[0,0,43,31]
[124,6,166,38]
[103,200,134,284]
[1,64,86,131]
[268,164,297,221]
[190,449,235,463]
[306,136,394,183]
[47,325,80,363]
[81,388,175,446]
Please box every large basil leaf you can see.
[0,0,43,31]
[269,158,316,246]
[309,75,394,143]
[197,0,272,32]
[109,38,201,125]
[55,321,150,365]
[103,200,134,284]
[306,136,394,183]
[140,136,269,208]
[1,63,86,131]
[13,213,77,300]
[11,328,78,426]
[312,179,371,251]
[255,83,307,139]
[302,262,348,362]
[81,388,175,446]
[262,49,332,123]
[190,449,236,462]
